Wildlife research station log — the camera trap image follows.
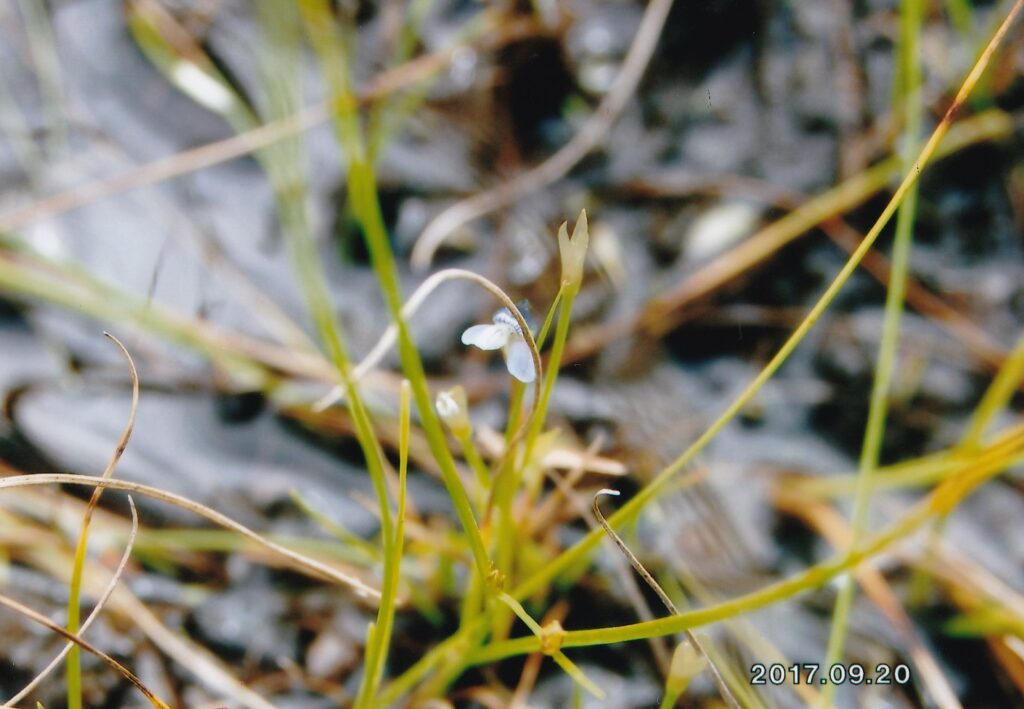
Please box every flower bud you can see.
[558,209,589,294]
[435,385,471,438]
[666,640,707,697]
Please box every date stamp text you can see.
[750,663,911,686]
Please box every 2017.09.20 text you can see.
[750,663,911,686]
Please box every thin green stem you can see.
[504,381,527,444]
[253,7,402,610]
[65,531,88,707]
[522,292,576,499]
[801,445,1024,498]
[659,690,680,709]
[457,431,493,510]
[130,0,394,546]
[822,0,923,695]
[353,161,491,575]
[961,332,1024,449]
[273,143,394,549]
[470,427,1021,666]
[536,287,565,350]
[298,0,491,577]
[458,559,485,627]
[489,283,572,631]
[496,592,605,699]
[66,336,138,709]
[474,508,928,663]
[357,382,412,707]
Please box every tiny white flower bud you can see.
[666,640,707,697]
[436,385,471,438]
[557,209,589,294]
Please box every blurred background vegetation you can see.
[1,0,1023,707]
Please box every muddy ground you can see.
[1,0,1023,707]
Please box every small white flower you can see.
[461,308,535,383]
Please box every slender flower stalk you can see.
[660,642,708,709]
[522,210,589,498]
[355,382,411,708]
[822,1,923,699]
[437,386,492,508]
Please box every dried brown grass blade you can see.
[592,490,741,709]
[0,586,171,708]
[0,473,380,599]
[3,497,141,707]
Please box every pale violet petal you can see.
[461,323,510,350]
[504,339,535,383]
